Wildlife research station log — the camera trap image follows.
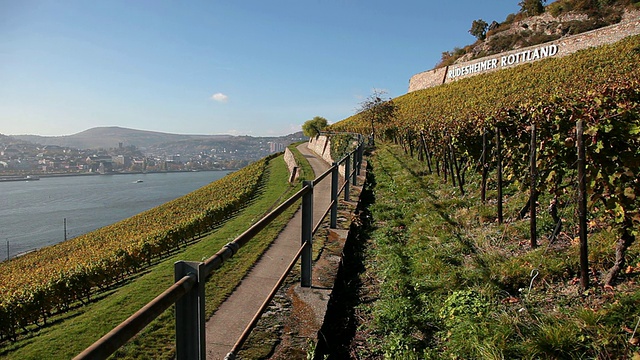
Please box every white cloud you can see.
[211,93,229,103]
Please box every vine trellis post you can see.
[420,132,433,174]
[451,143,464,195]
[530,124,538,248]
[496,127,503,224]
[481,129,488,203]
[577,119,589,290]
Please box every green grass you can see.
[0,152,312,360]
[358,143,640,359]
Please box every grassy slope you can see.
[355,143,640,359]
[0,151,311,359]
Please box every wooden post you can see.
[577,120,589,290]
[408,131,414,158]
[443,151,448,182]
[496,127,503,224]
[175,261,206,360]
[421,133,433,174]
[344,154,351,202]
[330,163,338,229]
[448,145,456,188]
[530,124,538,248]
[481,130,488,203]
[352,151,358,186]
[301,181,314,288]
[451,144,464,195]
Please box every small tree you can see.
[519,0,545,16]
[469,19,489,40]
[302,116,328,137]
[357,89,396,145]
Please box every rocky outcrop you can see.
[408,9,640,92]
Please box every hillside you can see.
[439,0,640,67]
[323,32,640,358]
[3,127,306,174]
[0,149,310,358]
[13,126,203,149]
[10,126,300,150]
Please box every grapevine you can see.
[332,35,640,287]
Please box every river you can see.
[0,171,230,260]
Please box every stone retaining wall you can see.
[283,147,299,183]
[307,136,347,177]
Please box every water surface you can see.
[0,171,230,260]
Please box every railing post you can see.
[301,181,313,287]
[352,150,358,186]
[356,142,363,176]
[175,261,206,360]
[344,154,351,202]
[330,163,338,229]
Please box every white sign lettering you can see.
[447,44,559,79]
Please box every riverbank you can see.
[0,154,299,359]
[1,170,231,260]
[0,168,238,182]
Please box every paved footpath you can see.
[205,143,332,360]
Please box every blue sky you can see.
[1,1,521,137]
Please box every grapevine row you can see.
[0,156,273,341]
[332,35,640,285]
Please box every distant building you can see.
[1,147,20,157]
[112,155,131,168]
[86,155,113,173]
[269,142,285,153]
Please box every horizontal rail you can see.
[313,145,358,187]
[314,199,335,235]
[202,185,311,278]
[338,177,349,197]
[313,166,333,186]
[73,274,197,360]
[76,135,366,360]
[225,244,306,359]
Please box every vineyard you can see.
[332,35,640,282]
[0,156,273,342]
[328,35,640,357]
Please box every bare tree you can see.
[357,89,396,145]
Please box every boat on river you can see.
[0,175,40,182]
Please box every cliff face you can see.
[449,5,639,65]
[408,10,640,92]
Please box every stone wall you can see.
[407,67,448,92]
[308,136,333,164]
[283,147,299,183]
[408,13,640,92]
[307,135,347,177]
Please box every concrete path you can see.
[205,143,332,360]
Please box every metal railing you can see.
[74,137,365,360]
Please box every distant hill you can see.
[12,126,235,149]
[11,126,304,150]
